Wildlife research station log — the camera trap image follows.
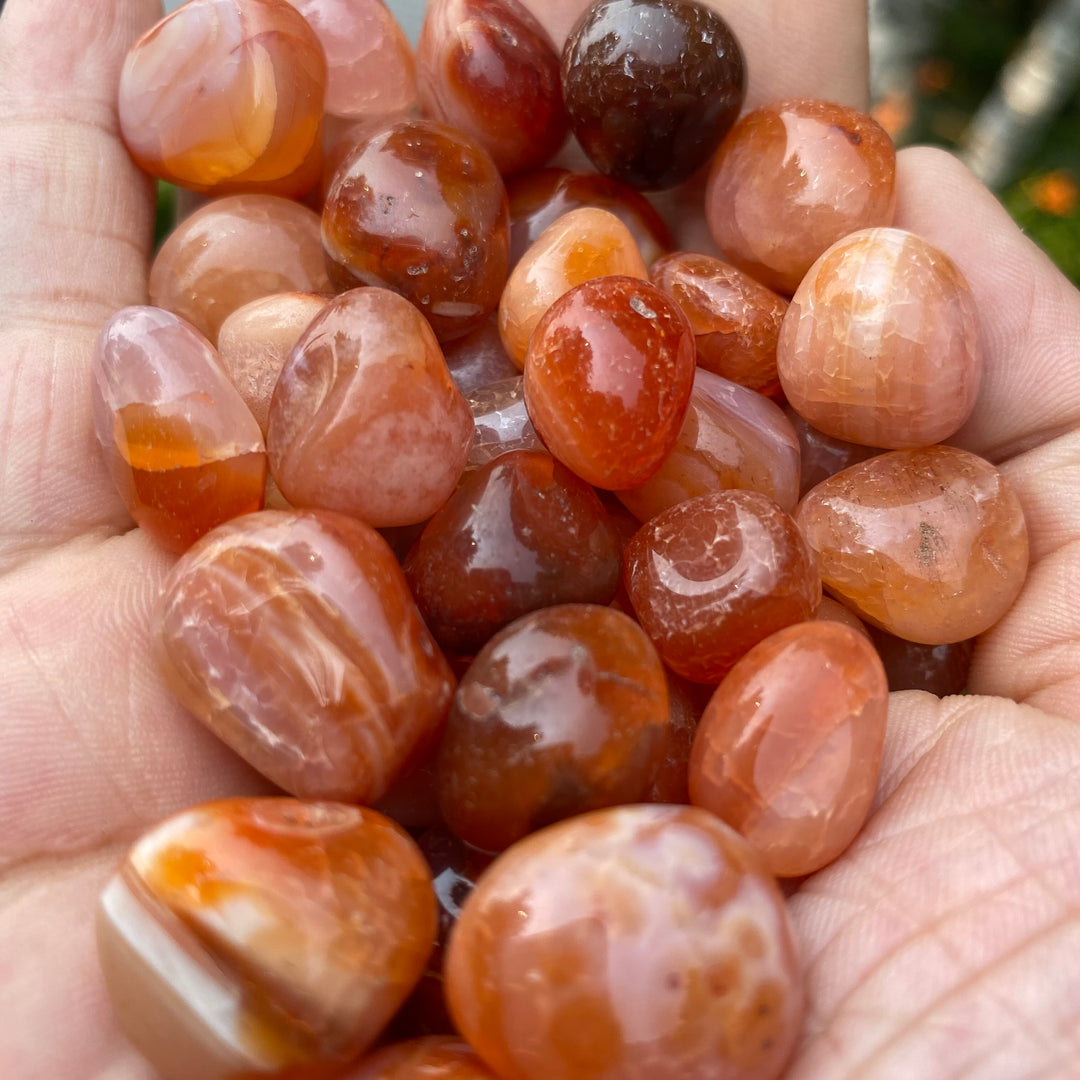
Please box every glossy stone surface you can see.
[524,276,696,489]
[615,369,801,522]
[813,596,869,638]
[442,317,521,396]
[499,208,649,367]
[267,289,474,528]
[149,195,330,345]
[705,99,897,295]
[561,0,746,190]
[349,1039,500,1080]
[868,627,975,695]
[624,490,821,683]
[779,228,981,449]
[404,452,622,655]
[689,622,888,877]
[784,405,880,498]
[417,0,568,176]
[445,804,803,1080]
[795,446,1029,644]
[118,0,325,196]
[322,118,510,342]
[650,252,788,398]
[508,167,672,268]
[284,0,417,119]
[644,672,704,805]
[465,377,543,469]
[156,510,455,801]
[217,292,328,433]
[437,606,669,851]
[91,307,266,553]
[97,799,436,1080]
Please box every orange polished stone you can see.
[644,672,705,805]
[436,605,669,851]
[445,804,803,1080]
[524,276,696,489]
[118,0,326,196]
[689,621,888,877]
[91,306,266,553]
[705,98,896,295]
[615,369,801,522]
[267,288,474,528]
[217,292,328,433]
[465,376,544,469]
[624,490,821,683]
[795,446,1029,644]
[348,1039,500,1080]
[499,208,649,368]
[417,0,568,177]
[156,510,455,801]
[650,252,788,398]
[97,799,437,1080]
[149,195,331,345]
[778,228,981,449]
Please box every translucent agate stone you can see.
[267,289,474,528]
[118,0,326,196]
[322,118,510,342]
[561,0,746,190]
[508,167,672,267]
[499,207,649,367]
[445,805,803,1080]
[91,307,266,553]
[524,276,696,489]
[442,317,521,396]
[645,672,704,805]
[149,195,330,345]
[650,252,788,398]
[156,510,455,801]
[867,627,975,695]
[465,377,543,469]
[284,0,417,119]
[814,596,869,638]
[795,446,1029,644]
[705,99,897,295]
[97,799,437,1080]
[689,622,888,878]
[624,490,821,683]
[615,369,800,522]
[784,405,880,498]
[779,229,981,449]
[404,452,622,655]
[350,1039,501,1080]
[417,0,568,176]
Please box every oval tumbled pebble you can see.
[445,804,803,1080]
[97,799,436,1080]
[689,621,888,877]
[155,510,455,801]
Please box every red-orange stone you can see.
[445,804,804,1080]
[624,490,821,683]
[349,1039,501,1080]
[436,605,670,851]
[689,621,888,877]
[322,118,510,341]
[645,672,705,805]
[524,276,696,489]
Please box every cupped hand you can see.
[1,1,1078,1078]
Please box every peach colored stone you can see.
[216,292,328,433]
[118,0,326,196]
[778,228,981,449]
[689,621,888,877]
[150,195,330,345]
[813,596,870,638]
[499,207,649,367]
[795,446,1029,644]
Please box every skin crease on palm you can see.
[1,0,1080,1075]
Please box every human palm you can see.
[1,0,1078,1077]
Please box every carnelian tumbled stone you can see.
[349,1039,501,1080]
[784,405,880,497]
[97,799,437,1080]
[705,99,897,295]
[417,0,568,177]
[689,621,888,878]
[118,0,325,196]
[779,228,981,449]
[524,276,696,489]
[267,289,474,528]
[156,510,455,801]
[624,490,821,682]
[91,307,267,553]
[445,804,803,1080]
[322,118,510,342]
[465,377,544,469]
[436,606,669,851]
